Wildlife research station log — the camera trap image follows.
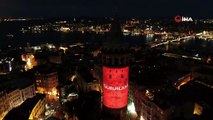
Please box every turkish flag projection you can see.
[103,66,129,109]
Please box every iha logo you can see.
[174,15,193,23]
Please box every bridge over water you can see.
[150,35,195,48]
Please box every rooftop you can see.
[76,65,94,83]
[180,80,213,107]
[0,77,34,93]
[34,64,57,74]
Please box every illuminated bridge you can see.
[150,35,195,48]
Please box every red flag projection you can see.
[103,66,129,109]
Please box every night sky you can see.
[0,0,212,18]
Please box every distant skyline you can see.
[0,0,212,18]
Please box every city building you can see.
[0,91,9,119]
[6,78,36,111]
[7,88,23,110]
[179,79,213,119]
[134,88,176,120]
[0,57,14,75]
[35,68,59,101]
[101,19,130,119]
[4,94,46,120]
[75,65,102,93]
[0,78,36,119]
[134,79,213,120]
[16,78,36,101]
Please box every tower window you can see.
[121,75,123,78]
[109,75,112,79]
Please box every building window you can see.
[109,75,111,79]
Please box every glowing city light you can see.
[71,75,77,81]
[9,61,12,72]
[59,46,68,53]
[27,58,31,66]
[22,54,37,71]
[60,27,70,32]
[193,103,203,115]
[128,102,138,119]
[140,115,145,120]
[52,89,57,96]
[127,102,137,114]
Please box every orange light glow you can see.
[177,81,187,90]
[22,54,37,71]
[193,103,203,115]
[52,89,57,96]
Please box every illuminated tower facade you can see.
[102,19,130,118]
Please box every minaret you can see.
[102,19,130,119]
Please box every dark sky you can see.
[0,0,212,18]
